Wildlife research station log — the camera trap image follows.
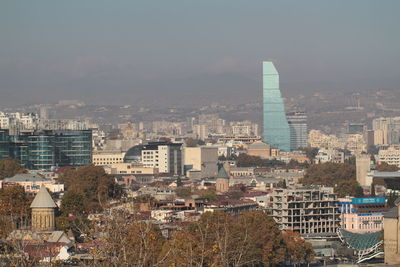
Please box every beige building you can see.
[0,173,64,194]
[374,129,388,146]
[183,146,218,178]
[378,146,400,167]
[229,167,255,177]
[384,204,400,264]
[356,154,371,187]
[92,151,125,166]
[246,141,271,159]
[103,163,158,175]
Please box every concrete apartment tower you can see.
[216,166,230,194]
[30,186,57,232]
[263,61,290,151]
[356,154,371,187]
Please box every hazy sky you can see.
[1,1,399,106]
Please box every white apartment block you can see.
[314,148,345,164]
[378,146,400,167]
[0,112,9,129]
[141,144,182,174]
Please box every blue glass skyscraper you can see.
[263,61,290,151]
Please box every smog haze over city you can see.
[3,1,400,266]
[1,0,399,107]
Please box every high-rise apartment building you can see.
[140,142,183,176]
[262,62,290,151]
[287,111,308,150]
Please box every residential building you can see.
[314,148,345,164]
[140,142,183,175]
[0,112,10,129]
[192,124,208,140]
[373,117,400,145]
[0,173,64,194]
[338,197,387,234]
[262,61,290,151]
[287,111,308,150]
[378,146,400,167]
[271,186,339,236]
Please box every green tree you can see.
[164,211,289,266]
[198,190,217,201]
[60,190,86,216]
[0,185,30,237]
[58,164,121,212]
[299,147,319,161]
[387,192,400,208]
[301,162,356,186]
[334,180,364,198]
[371,182,376,197]
[175,187,192,198]
[236,153,286,168]
[282,231,315,264]
[92,211,166,266]
[0,158,27,180]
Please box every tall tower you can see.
[30,186,57,232]
[263,62,290,151]
[287,111,308,150]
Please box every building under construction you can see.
[271,186,340,236]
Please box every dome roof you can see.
[124,144,145,162]
[248,141,270,150]
[30,186,57,209]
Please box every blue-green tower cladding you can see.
[263,61,290,151]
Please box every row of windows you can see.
[93,158,123,161]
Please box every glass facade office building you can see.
[0,130,92,170]
[263,62,290,151]
[0,129,10,160]
[287,111,308,150]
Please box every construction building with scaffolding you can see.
[271,186,340,236]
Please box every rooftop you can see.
[3,173,49,183]
[30,186,57,208]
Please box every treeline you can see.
[56,165,123,236]
[92,210,314,267]
[301,162,363,197]
[235,153,308,169]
